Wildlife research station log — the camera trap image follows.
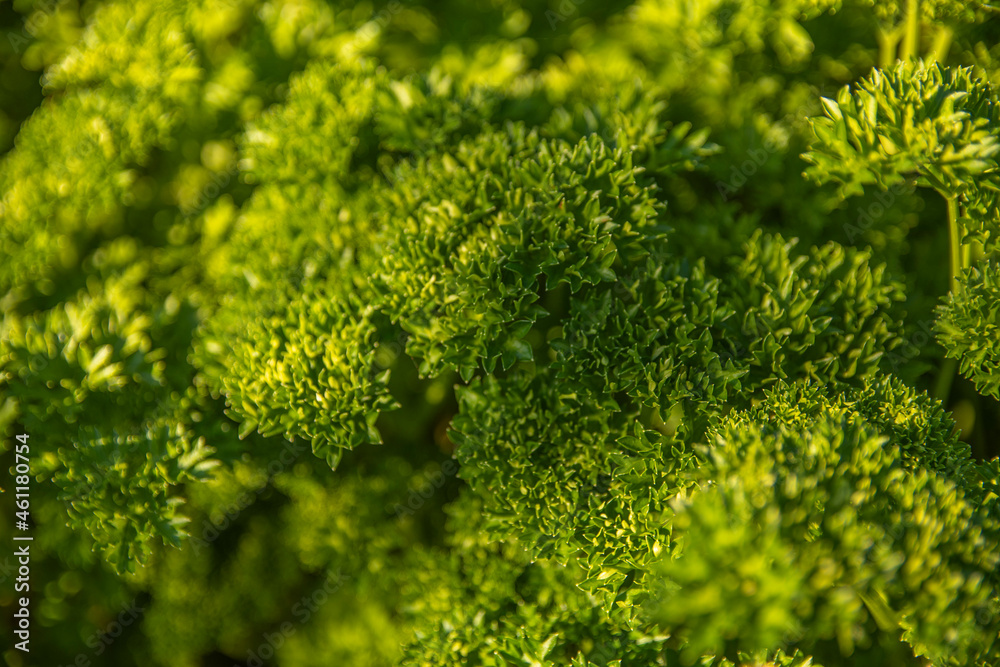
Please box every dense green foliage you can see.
[1,0,999,666]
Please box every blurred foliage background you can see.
[0,0,999,666]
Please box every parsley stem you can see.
[876,28,898,69]
[900,0,920,61]
[948,196,961,295]
[928,25,953,63]
[934,195,961,403]
[934,357,958,402]
[876,27,901,68]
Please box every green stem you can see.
[933,358,958,402]
[928,25,953,63]
[947,196,961,294]
[935,195,961,403]
[877,26,902,67]
[900,0,919,61]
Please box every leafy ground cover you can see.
[1,1,999,665]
